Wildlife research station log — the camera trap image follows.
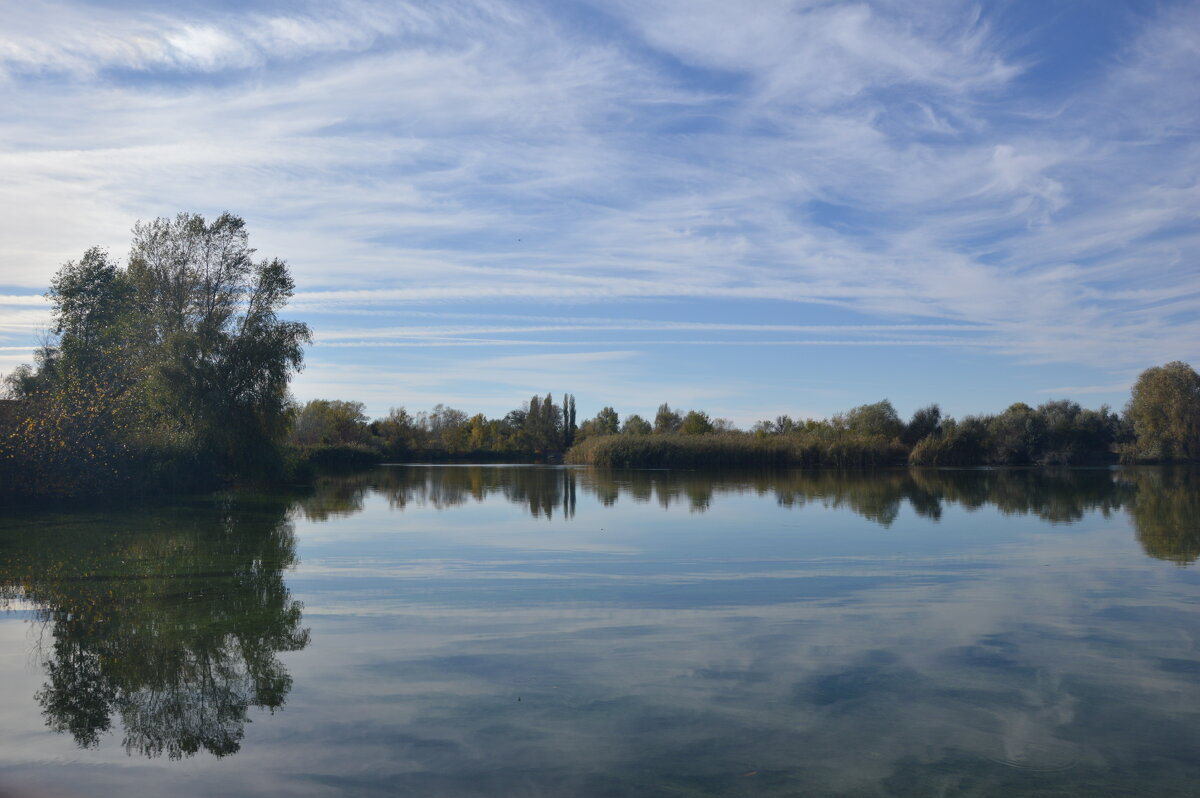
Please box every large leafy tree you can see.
[1126,361,1200,462]
[594,406,620,436]
[836,399,904,439]
[125,213,310,467]
[2,212,310,491]
[621,414,651,435]
[654,403,682,434]
[680,410,714,435]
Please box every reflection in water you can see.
[0,465,1197,797]
[300,465,1189,563]
[273,465,1200,796]
[296,465,580,520]
[1128,468,1200,564]
[0,494,309,759]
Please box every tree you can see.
[291,400,369,446]
[680,410,714,435]
[594,406,620,436]
[1,212,311,492]
[654,403,682,434]
[837,400,904,439]
[563,393,577,447]
[521,394,562,452]
[542,392,561,448]
[47,247,134,385]
[1126,361,1200,462]
[371,407,422,457]
[423,404,470,453]
[753,415,793,435]
[985,403,1035,464]
[622,414,652,435]
[123,212,310,471]
[903,404,941,446]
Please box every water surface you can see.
[1,466,1198,796]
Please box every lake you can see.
[1,466,1198,796]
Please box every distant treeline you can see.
[286,361,1200,471]
[288,393,580,468]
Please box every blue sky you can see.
[1,0,1197,426]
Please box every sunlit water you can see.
[1,466,1198,796]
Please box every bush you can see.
[295,443,385,471]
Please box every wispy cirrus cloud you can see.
[0,0,1195,418]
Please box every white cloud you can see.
[0,0,1195,414]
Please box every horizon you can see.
[1,1,1197,426]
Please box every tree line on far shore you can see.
[288,361,1200,471]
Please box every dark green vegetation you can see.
[282,367,1200,472]
[567,388,1185,469]
[286,392,579,467]
[0,492,307,758]
[1,213,310,501]
[567,430,907,468]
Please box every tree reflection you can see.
[0,494,308,759]
[1126,468,1200,564]
[296,466,579,519]
[297,464,1199,566]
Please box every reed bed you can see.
[565,432,907,469]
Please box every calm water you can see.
[1,466,1198,796]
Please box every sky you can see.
[0,0,1197,426]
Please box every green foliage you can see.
[621,414,652,435]
[654,403,682,434]
[0,212,310,499]
[310,392,575,463]
[566,431,907,469]
[754,415,796,435]
[908,416,988,466]
[594,406,620,436]
[47,247,135,386]
[295,443,384,470]
[734,392,1147,468]
[124,213,310,471]
[903,404,941,446]
[563,393,577,447]
[291,399,370,446]
[1125,361,1200,462]
[907,401,1121,467]
[680,409,714,435]
[836,400,904,439]
[370,407,422,458]
[522,394,562,453]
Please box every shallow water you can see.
[1,466,1198,796]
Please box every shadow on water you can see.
[297,464,1197,565]
[0,493,309,759]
